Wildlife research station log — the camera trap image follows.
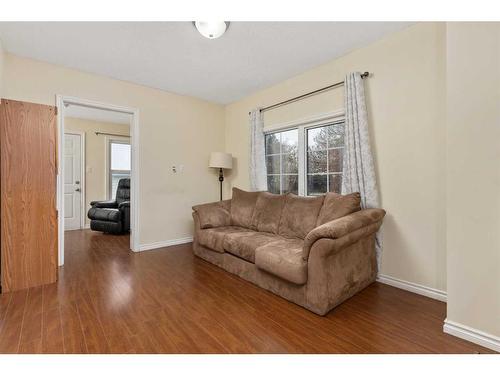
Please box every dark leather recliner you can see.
[88,178,130,234]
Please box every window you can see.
[306,122,344,195]
[264,120,344,196]
[108,140,131,199]
[265,129,299,194]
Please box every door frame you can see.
[56,95,140,266]
[63,130,86,230]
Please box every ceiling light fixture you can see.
[193,21,229,39]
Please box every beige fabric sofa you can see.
[192,188,386,316]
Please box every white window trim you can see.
[264,109,345,133]
[264,110,345,196]
[105,135,131,200]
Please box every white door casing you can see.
[56,95,140,267]
[64,133,82,230]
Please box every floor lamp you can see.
[209,152,233,201]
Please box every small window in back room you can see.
[109,141,131,199]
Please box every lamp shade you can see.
[209,152,232,169]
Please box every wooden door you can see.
[0,99,58,292]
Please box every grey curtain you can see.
[249,109,267,191]
[342,72,382,268]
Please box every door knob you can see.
[75,181,80,184]
[75,188,81,192]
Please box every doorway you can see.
[56,96,140,266]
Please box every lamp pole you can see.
[219,168,224,201]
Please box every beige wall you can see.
[225,23,447,292]
[3,23,499,343]
[2,53,225,246]
[65,117,130,226]
[446,23,500,337]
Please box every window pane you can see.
[265,133,280,154]
[265,129,298,195]
[266,155,280,174]
[329,174,342,193]
[307,127,328,151]
[282,153,298,173]
[328,123,344,148]
[283,175,298,195]
[111,143,131,170]
[267,175,280,194]
[111,173,130,199]
[328,148,343,172]
[307,174,327,196]
[307,150,327,173]
[281,129,298,154]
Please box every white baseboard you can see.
[138,237,193,252]
[377,274,447,302]
[444,319,500,352]
[83,223,91,229]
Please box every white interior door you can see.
[64,133,82,230]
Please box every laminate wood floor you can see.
[0,229,493,353]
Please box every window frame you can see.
[106,137,131,200]
[304,121,345,196]
[264,113,345,196]
[265,128,300,195]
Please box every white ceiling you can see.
[65,105,131,125]
[0,22,413,104]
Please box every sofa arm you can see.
[192,199,231,229]
[90,200,118,208]
[118,201,130,209]
[119,201,130,232]
[303,208,386,260]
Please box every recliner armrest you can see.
[90,200,118,208]
[118,201,130,209]
[192,199,231,229]
[303,208,386,260]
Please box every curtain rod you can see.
[249,71,370,115]
[95,131,130,138]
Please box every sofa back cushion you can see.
[230,187,260,228]
[278,194,324,239]
[316,192,361,226]
[251,192,286,233]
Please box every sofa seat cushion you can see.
[255,238,307,285]
[88,207,121,222]
[223,231,282,263]
[198,226,253,253]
